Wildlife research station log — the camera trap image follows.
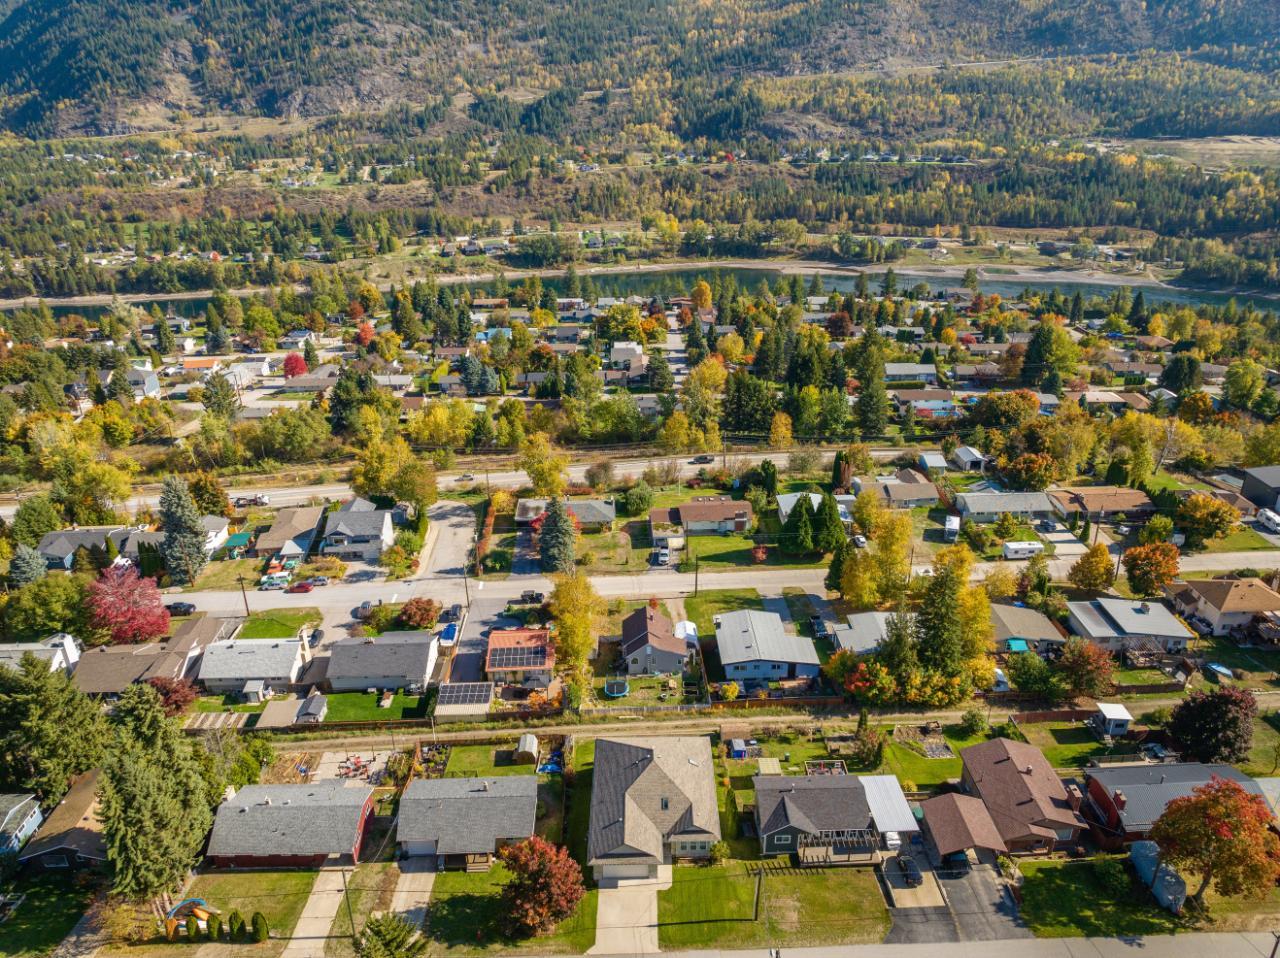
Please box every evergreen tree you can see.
[539,497,577,573]
[205,312,229,354]
[9,543,47,586]
[107,366,134,406]
[758,459,778,498]
[201,372,239,418]
[0,654,109,801]
[781,496,815,554]
[831,451,846,490]
[855,357,888,438]
[877,612,919,677]
[825,538,847,592]
[814,494,846,554]
[357,913,428,958]
[647,350,674,392]
[154,316,176,356]
[12,494,62,548]
[914,564,965,675]
[1070,291,1084,326]
[160,475,208,585]
[303,337,319,369]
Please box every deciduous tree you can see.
[1056,637,1114,698]
[1067,543,1116,591]
[549,573,602,675]
[520,432,569,498]
[282,352,308,378]
[1167,687,1257,763]
[1121,542,1179,595]
[88,566,170,644]
[497,836,587,937]
[1176,493,1240,549]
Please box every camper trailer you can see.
[944,515,961,542]
[1259,508,1280,534]
[1002,541,1045,560]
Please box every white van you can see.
[1002,540,1046,560]
[944,515,961,542]
[1259,508,1280,534]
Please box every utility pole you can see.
[236,575,251,617]
[339,867,356,946]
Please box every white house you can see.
[776,492,824,524]
[0,634,81,675]
[1171,578,1280,637]
[1066,598,1193,653]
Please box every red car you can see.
[284,581,314,594]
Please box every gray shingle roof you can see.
[325,510,392,539]
[327,631,436,684]
[715,610,819,667]
[1086,763,1261,832]
[754,775,873,836]
[207,783,372,858]
[399,777,537,855]
[197,638,303,682]
[835,612,894,655]
[588,737,720,865]
[956,492,1053,515]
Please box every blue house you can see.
[714,610,820,685]
[0,794,43,854]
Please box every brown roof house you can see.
[1048,486,1153,519]
[18,770,107,872]
[484,628,555,689]
[650,497,753,547]
[587,736,720,881]
[1172,578,1280,637]
[74,615,237,699]
[920,793,1007,862]
[620,602,688,675]
[252,506,325,559]
[958,738,1085,853]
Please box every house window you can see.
[775,835,792,845]
[661,798,669,811]
[44,854,69,868]
[631,658,639,666]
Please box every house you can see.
[206,782,375,868]
[714,610,820,683]
[609,341,648,377]
[280,329,318,349]
[18,770,107,872]
[959,738,1085,853]
[951,363,1001,385]
[920,793,1007,861]
[1048,487,1154,519]
[125,367,160,400]
[832,612,893,655]
[399,777,538,869]
[1172,578,1280,636]
[776,492,824,524]
[864,478,939,509]
[0,633,81,675]
[1241,466,1280,512]
[670,497,753,536]
[74,616,236,698]
[1084,763,1263,849]
[0,794,42,855]
[620,603,688,675]
[885,363,938,384]
[484,628,555,689]
[1064,390,1130,414]
[990,604,1064,655]
[253,506,324,559]
[516,498,617,532]
[181,356,224,377]
[328,632,439,692]
[37,526,126,570]
[1066,597,1193,653]
[587,736,721,880]
[754,774,917,858]
[890,389,956,418]
[1092,702,1133,738]
[321,499,395,560]
[956,492,1054,524]
[197,638,307,695]
[918,452,948,473]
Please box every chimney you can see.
[1024,765,1033,775]
[1064,783,1083,812]
[1113,790,1127,811]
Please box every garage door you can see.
[402,840,437,857]
[602,863,652,880]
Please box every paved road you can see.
[654,933,1278,957]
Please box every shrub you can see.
[227,910,245,940]
[364,604,399,635]
[959,706,988,737]
[482,548,512,572]
[186,915,200,940]
[709,841,730,864]
[397,597,441,629]
[251,912,269,943]
[1094,857,1130,897]
[207,914,222,940]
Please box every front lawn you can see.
[575,525,652,575]
[1017,721,1141,769]
[657,863,889,949]
[975,521,1055,561]
[444,743,538,777]
[185,869,318,939]
[1018,859,1181,938]
[323,692,430,722]
[1241,711,1280,778]
[0,874,97,958]
[186,557,264,592]
[325,863,399,958]
[424,865,597,955]
[1191,525,1275,554]
[239,607,322,639]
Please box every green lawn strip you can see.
[444,743,538,777]
[323,692,429,722]
[1017,859,1181,938]
[1016,721,1140,769]
[1240,712,1280,778]
[657,863,889,949]
[0,874,97,958]
[186,869,318,939]
[186,557,264,592]
[566,739,595,873]
[1191,525,1276,554]
[194,694,267,714]
[239,606,322,639]
[424,865,597,955]
[325,863,399,958]
[536,778,565,845]
[978,520,1055,560]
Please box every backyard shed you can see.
[514,734,539,764]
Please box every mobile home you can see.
[1002,541,1045,560]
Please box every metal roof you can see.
[861,775,919,833]
[715,610,820,667]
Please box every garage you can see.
[401,839,436,858]
[599,863,655,881]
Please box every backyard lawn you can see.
[1018,859,1181,938]
[194,694,267,714]
[424,865,597,955]
[566,739,595,872]
[881,725,994,790]
[1017,721,1140,769]
[1241,711,1280,778]
[0,874,98,958]
[325,863,399,958]
[657,863,889,949]
[323,692,430,722]
[1188,635,1280,690]
[239,607,322,639]
[444,743,538,777]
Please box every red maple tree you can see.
[87,565,170,644]
[496,836,586,936]
[147,677,199,716]
[397,597,441,629]
[355,321,376,347]
[282,352,308,378]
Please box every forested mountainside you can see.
[0,0,1275,135]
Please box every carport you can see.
[919,793,1007,867]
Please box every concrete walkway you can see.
[588,866,672,955]
[279,866,349,958]
[389,858,436,928]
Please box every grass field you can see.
[657,863,889,949]
[0,874,97,958]
[187,557,263,592]
[1018,859,1181,938]
[325,863,399,958]
[1192,525,1275,554]
[1189,636,1280,691]
[881,725,991,789]
[239,607,322,639]
[186,869,318,938]
[1017,721,1140,769]
[194,694,267,714]
[323,692,430,722]
[1241,712,1280,778]
[444,743,538,777]
[425,865,597,955]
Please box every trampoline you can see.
[603,678,630,698]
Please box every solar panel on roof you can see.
[437,682,494,705]
[488,646,549,669]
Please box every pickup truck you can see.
[519,591,545,604]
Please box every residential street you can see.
[651,933,1278,957]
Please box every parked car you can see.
[260,579,286,591]
[853,534,868,549]
[808,615,828,638]
[285,581,314,593]
[1038,518,1056,532]
[896,853,923,887]
[166,601,196,616]
[233,494,270,507]
[308,629,324,649]
[307,576,330,587]
[657,548,671,565]
[440,603,463,623]
[456,473,475,482]
[519,590,545,604]
[354,600,373,620]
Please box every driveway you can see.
[1040,521,1086,558]
[280,867,350,958]
[884,905,960,944]
[512,529,540,576]
[448,596,515,683]
[390,858,436,928]
[588,866,671,955]
[936,863,1031,941]
[417,499,477,580]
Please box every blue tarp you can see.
[1006,639,1030,653]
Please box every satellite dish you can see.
[674,620,698,644]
